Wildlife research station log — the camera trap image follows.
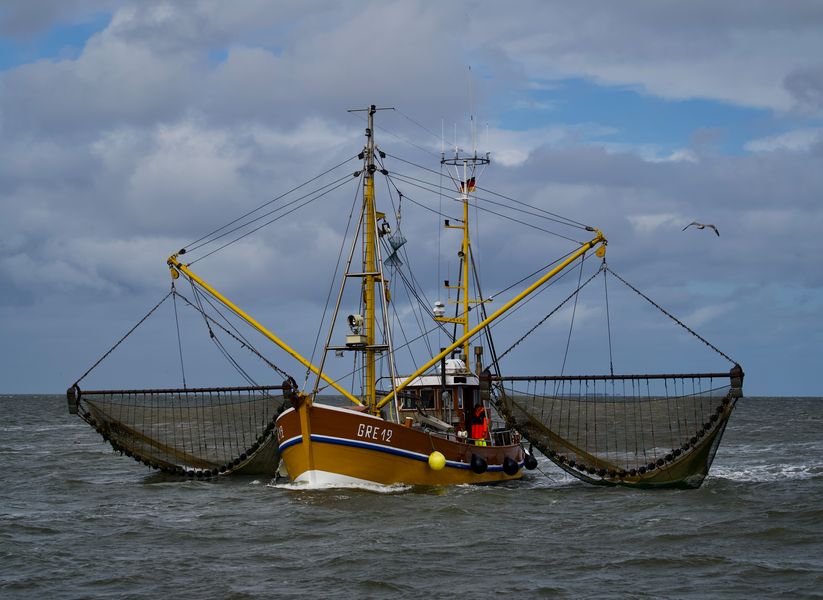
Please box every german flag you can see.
[460,177,476,193]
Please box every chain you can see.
[605,266,737,365]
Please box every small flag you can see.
[460,177,476,193]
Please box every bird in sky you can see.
[682,221,719,236]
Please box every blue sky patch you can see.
[0,11,110,71]
[496,78,820,155]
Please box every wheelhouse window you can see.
[399,387,436,410]
[400,390,417,410]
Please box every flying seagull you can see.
[682,221,719,236]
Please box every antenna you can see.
[440,74,491,363]
[469,65,476,155]
[441,118,445,157]
[485,122,489,154]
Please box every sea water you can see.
[1,396,821,599]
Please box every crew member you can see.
[471,403,489,446]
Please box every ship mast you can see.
[438,137,490,367]
[363,106,378,408]
[327,104,396,414]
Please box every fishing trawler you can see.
[68,105,743,489]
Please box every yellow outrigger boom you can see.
[167,254,362,406]
[375,230,607,410]
[167,227,605,412]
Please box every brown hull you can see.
[275,402,525,486]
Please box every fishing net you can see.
[68,384,290,477]
[492,366,743,488]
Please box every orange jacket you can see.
[470,405,489,440]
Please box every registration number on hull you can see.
[357,423,393,443]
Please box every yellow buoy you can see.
[428,451,446,471]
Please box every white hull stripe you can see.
[279,433,523,472]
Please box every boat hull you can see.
[275,402,524,486]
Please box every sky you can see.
[1,1,822,396]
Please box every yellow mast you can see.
[461,160,471,360]
[363,105,378,410]
[436,152,490,367]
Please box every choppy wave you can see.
[713,462,823,482]
[3,395,823,599]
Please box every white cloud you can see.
[598,143,699,164]
[684,302,735,328]
[249,117,356,154]
[627,213,681,234]
[483,1,823,112]
[487,124,617,167]
[745,128,823,153]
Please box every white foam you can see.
[269,478,412,494]
[712,463,822,482]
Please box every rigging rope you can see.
[605,266,737,365]
[174,286,292,381]
[308,171,365,383]
[383,172,460,221]
[603,265,615,376]
[387,171,583,243]
[383,151,591,229]
[184,154,359,252]
[560,254,586,379]
[491,265,602,368]
[347,110,438,157]
[172,283,188,389]
[189,174,357,265]
[72,291,172,387]
[189,174,353,254]
[188,281,258,387]
[469,248,503,379]
[393,108,443,143]
[488,248,578,301]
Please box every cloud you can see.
[482,1,823,112]
[598,144,699,164]
[0,0,115,38]
[784,64,823,115]
[684,302,735,328]
[486,123,618,166]
[626,213,681,234]
[745,128,823,153]
[1,19,198,135]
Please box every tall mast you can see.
[363,105,378,409]
[461,159,470,360]
[439,149,490,368]
[316,105,395,413]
